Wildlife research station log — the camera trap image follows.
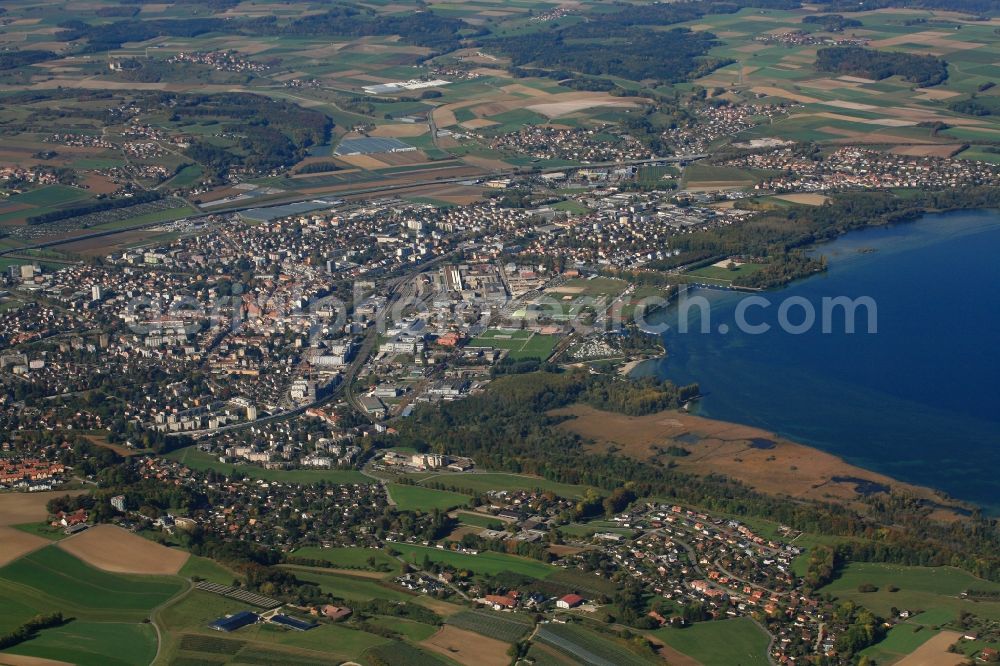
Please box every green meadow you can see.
[651,617,771,666]
[391,542,556,579]
[818,562,1000,622]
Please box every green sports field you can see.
[467,328,559,361]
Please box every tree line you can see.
[816,46,948,86]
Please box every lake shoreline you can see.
[553,404,974,522]
[630,208,1000,513]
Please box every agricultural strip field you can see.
[166,445,371,484]
[445,609,533,643]
[364,641,455,666]
[538,623,659,666]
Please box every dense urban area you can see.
[2,0,1000,665]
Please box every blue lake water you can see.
[635,209,1000,511]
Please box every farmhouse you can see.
[556,594,584,609]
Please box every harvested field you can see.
[551,405,963,511]
[773,193,830,205]
[460,118,499,129]
[369,124,429,138]
[461,154,512,171]
[915,87,962,100]
[337,154,391,169]
[420,625,511,666]
[750,87,820,103]
[646,638,701,666]
[0,490,87,566]
[58,524,189,574]
[0,528,48,567]
[894,631,965,666]
[891,145,964,158]
[814,111,915,127]
[375,150,432,166]
[0,490,85,526]
[526,97,640,118]
[500,83,549,97]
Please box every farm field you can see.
[651,617,771,666]
[388,483,472,511]
[391,542,557,579]
[446,609,534,643]
[538,622,660,665]
[0,546,184,618]
[861,621,941,665]
[818,563,1000,622]
[364,641,455,666]
[166,445,372,484]
[57,524,189,575]
[683,6,1000,155]
[421,625,513,666]
[0,490,87,566]
[2,621,157,666]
